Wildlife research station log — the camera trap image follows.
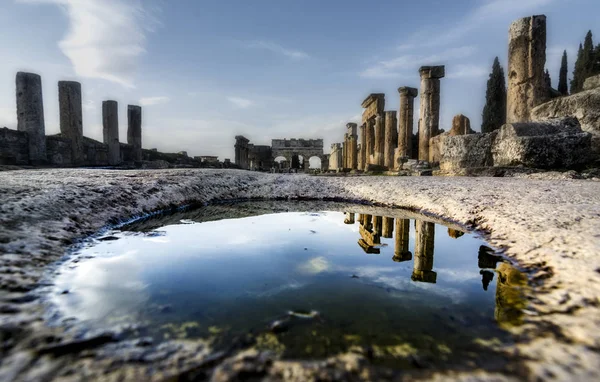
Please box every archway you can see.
[308,156,321,169]
[274,156,288,170]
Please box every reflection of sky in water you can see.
[48,211,500,344]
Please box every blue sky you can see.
[0,0,597,159]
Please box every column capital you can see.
[398,86,418,97]
[419,66,445,79]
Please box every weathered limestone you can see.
[347,123,358,170]
[127,105,143,162]
[492,117,592,169]
[342,137,348,168]
[365,119,375,168]
[374,115,385,166]
[435,133,496,172]
[235,136,249,169]
[393,219,412,262]
[449,114,475,136]
[412,220,436,283]
[102,101,120,165]
[361,94,385,169]
[372,215,383,236]
[59,81,84,166]
[418,66,445,162]
[16,72,46,163]
[396,87,418,166]
[583,74,600,91]
[531,85,600,157]
[329,143,343,170]
[507,15,548,123]
[383,111,397,169]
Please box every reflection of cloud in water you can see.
[143,236,170,244]
[51,253,149,322]
[246,280,304,298]
[297,256,330,274]
[434,268,480,283]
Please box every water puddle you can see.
[42,201,527,369]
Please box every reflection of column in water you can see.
[382,217,394,238]
[495,263,528,327]
[363,214,372,230]
[393,219,412,262]
[447,228,465,239]
[411,220,437,283]
[344,212,355,225]
[372,216,383,235]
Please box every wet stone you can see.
[41,201,527,371]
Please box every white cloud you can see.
[246,40,309,59]
[17,0,156,88]
[83,100,96,112]
[227,96,254,109]
[139,96,170,106]
[403,0,558,49]
[361,46,477,79]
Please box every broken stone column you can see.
[374,115,385,166]
[359,123,366,170]
[342,136,348,169]
[102,100,120,165]
[127,105,143,162]
[449,114,474,136]
[382,217,394,238]
[507,15,547,123]
[329,143,343,170]
[384,111,397,169]
[412,220,436,283]
[397,87,418,163]
[59,81,84,165]
[393,219,412,262]
[16,72,46,163]
[418,66,445,162]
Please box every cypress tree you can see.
[558,50,569,95]
[571,43,584,93]
[481,57,507,134]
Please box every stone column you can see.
[127,105,143,162]
[342,134,348,169]
[102,100,120,165]
[365,119,375,167]
[412,220,436,283]
[16,72,46,163]
[382,217,394,238]
[507,15,547,123]
[384,111,397,169]
[359,123,366,170]
[397,87,418,164]
[418,66,445,162]
[374,115,385,166]
[59,81,84,166]
[393,219,412,262]
[347,123,358,170]
[449,114,473,136]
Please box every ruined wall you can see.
[46,135,72,166]
[0,127,29,165]
[248,145,273,170]
[82,137,109,166]
[271,138,324,161]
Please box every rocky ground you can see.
[0,168,599,381]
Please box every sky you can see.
[0,0,598,160]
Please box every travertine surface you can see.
[1,169,600,381]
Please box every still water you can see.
[45,202,527,368]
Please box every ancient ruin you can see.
[418,66,445,162]
[16,72,46,164]
[102,101,120,166]
[234,137,325,172]
[396,87,418,166]
[361,94,385,170]
[507,15,548,123]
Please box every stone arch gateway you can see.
[270,138,324,168]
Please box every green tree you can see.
[571,43,584,93]
[572,31,597,93]
[481,57,507,134]
[558,50,569,95]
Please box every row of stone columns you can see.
[15,72,143,165]
[352,212,438,283]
